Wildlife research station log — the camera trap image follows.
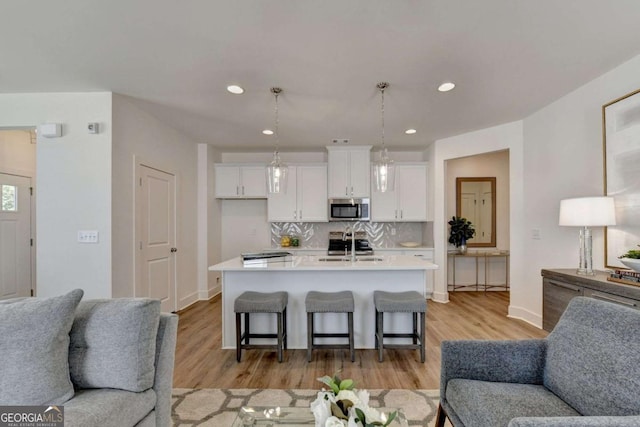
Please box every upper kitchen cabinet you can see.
[214,164,267,198]
[327,146,371,198]
[371,163,428,222]
[268,164,328,222]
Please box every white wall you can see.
[521,53,640,322]
[0,130,36,176]
[0,93,113,299]
[112,94,199,310]
[432,122,526,322]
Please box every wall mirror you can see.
[456,177,496,247]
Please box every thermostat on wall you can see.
[87,122,99,134]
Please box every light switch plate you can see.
[78,230,99,243]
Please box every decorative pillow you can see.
[0,289,84,405]
[68,298,160,392]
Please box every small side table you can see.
[448,250,510,291]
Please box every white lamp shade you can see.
[559,196,616,226]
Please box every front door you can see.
[0,173,32,299]
[136,164,176,312]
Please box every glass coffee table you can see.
[232,406,408,426]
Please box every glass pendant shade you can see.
[266,86,288,194]
[267,151,288,194]
[373,82,394,193]
[373,147,395,193]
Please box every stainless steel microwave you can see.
[328,198,370,222]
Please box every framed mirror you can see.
[456,177,496,247]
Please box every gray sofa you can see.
[0,289,178,427]
[436,297,640,427]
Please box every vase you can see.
[459,238,467,254]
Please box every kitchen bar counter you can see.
[212,254,436,271]
[209,255,438,349]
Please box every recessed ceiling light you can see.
[227,85,244,94]
[262,129,274,135]
[405,129,417,135]
[438,82,455,92]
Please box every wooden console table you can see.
[448,250,510,291]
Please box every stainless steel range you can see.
[327,231,374,256]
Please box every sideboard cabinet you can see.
[541,269,640,332]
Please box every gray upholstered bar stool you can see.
[305,290,355,362]
[374,290,426,363]
[234,291,288,363]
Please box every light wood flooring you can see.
[173,291,546,390]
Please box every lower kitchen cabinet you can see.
[377,248,434,296]
[542,269,640,332]
[267,164,327,222]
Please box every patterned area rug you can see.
[172,388,441,426]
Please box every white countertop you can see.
[209,254,438,272]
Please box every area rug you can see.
[172,388,440,426]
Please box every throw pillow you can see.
[68,298,160,392]
[0,289,84,405]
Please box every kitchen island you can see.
[209,255,438,349]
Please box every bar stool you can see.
[234,291,288,363]
[305,290,355,362]
[374,290,426,363]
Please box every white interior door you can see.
[136,165,176,312]
[0,173,32,299]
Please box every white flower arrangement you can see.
[310,374,397,427]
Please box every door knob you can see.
[170,247,177,253]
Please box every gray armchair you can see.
[436,297,640,427]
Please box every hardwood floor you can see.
[173,291,546,389]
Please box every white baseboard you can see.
[508,305,542,329]
[198,285,221,300]
[178,291,200,312]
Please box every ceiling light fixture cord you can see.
[271,87,282,154]
[378,82,389,150]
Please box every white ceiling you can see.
[2,0,640,151]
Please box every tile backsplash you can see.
[270,222,431,248]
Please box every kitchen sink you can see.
[317,257,350,262]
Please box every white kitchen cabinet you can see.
[371,163,428,221]
[215,164,267,198]
[327,146,371,198]
[268,164,328,222]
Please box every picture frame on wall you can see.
[603,88,640,269]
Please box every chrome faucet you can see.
[343,225,356,262]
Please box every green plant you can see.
[448,216,476,247]
[619,245,640,259]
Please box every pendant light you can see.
[266,87,288,194]
[373,82,395,193]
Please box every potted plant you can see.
[619,245,640,272]
[448,216,476,254]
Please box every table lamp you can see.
[559,196,616,275]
